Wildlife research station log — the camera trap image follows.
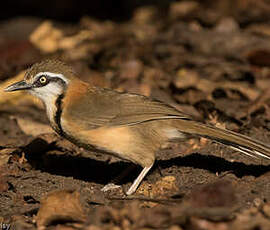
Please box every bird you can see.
[4,59,270,195]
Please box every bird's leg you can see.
[126,162,154,195]
[101,164,137,192]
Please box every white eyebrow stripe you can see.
[34,72,69,84]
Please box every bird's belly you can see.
[60,119,150,164]
[60,119,187,167]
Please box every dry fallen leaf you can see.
[132,6,158,25]
[169,1,199,20]
[36,190,86,230]
[84,226,103,230]
[231,205,270,230]
[30,20,63,53]
[189,180,236,208]
[0,178,9,193]
[262,203,270,218]
[246,49,270,67]
[190,217,229,230]
[174,68,260,101]
[59,30,93,50]
[137,176,178,200]
[30,20,93,54]
[0,164,11,192]
[119,60,143,80]
[0,148,14,167]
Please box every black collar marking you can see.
[54,93,65,136]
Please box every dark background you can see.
[2,0,270,27]
[0,0,176,22]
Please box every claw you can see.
[101,183,121,192]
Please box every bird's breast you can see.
[43,96,59,130]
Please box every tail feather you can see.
[174,119,270,160]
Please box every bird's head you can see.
[5,60,75,103]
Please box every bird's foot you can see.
[101,183,121,192]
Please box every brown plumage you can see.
[5,60,270,195]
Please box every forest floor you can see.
[2,1,270,229]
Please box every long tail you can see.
[174,119,270,160]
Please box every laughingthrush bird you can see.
[5,60,270,195]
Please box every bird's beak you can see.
[4,80,32,92]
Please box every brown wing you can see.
[65,87,190,129]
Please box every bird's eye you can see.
[39,76,47,84]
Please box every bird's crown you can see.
[24,59,75,84]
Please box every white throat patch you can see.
[30,83,63,124]
[30,72,69,124]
